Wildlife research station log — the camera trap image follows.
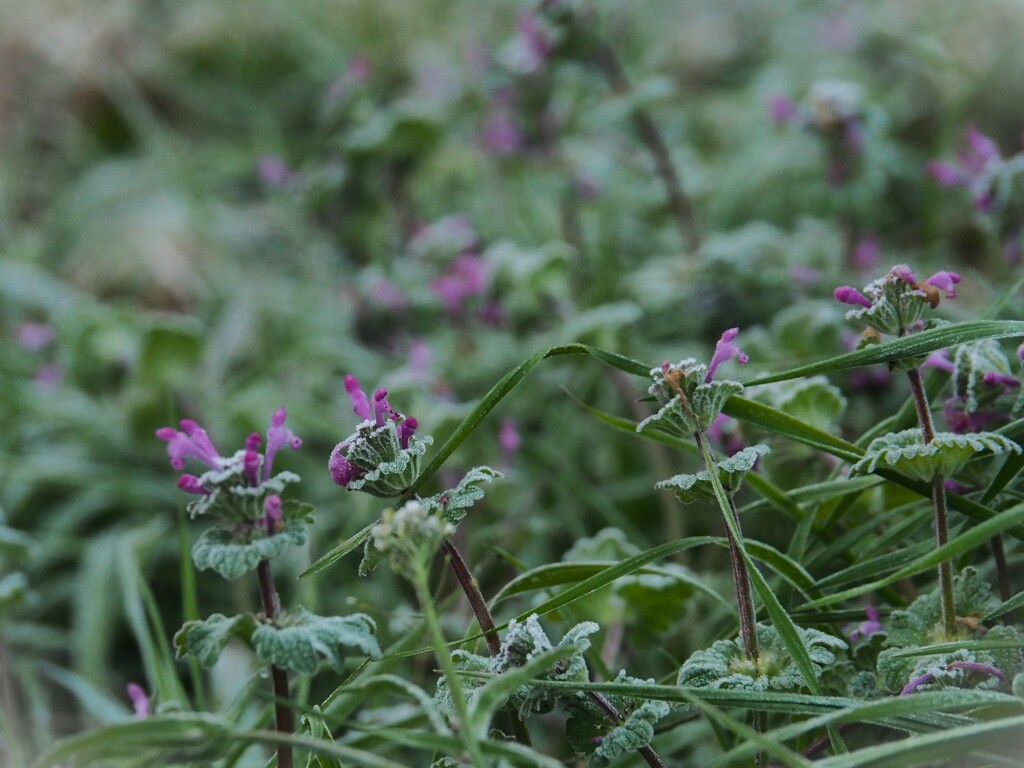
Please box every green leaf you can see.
[656,444,770,503]
[423,466,503,525]
[853,429,1021,481]
[251,609,380,675]
[192,518,309,580]
[303,344,650,577]
[174,613,257,668]
[800,501,1024,609]
[742,320,1024,386]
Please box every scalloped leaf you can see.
[853,429,1022,480]
[251,608,380,675]
[422,465,503,525]
[192,516,310,580]
[656,444,771,503]
[592,698,672,767]
[174,613,258,667]
[677,624,847,693]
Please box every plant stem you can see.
[441,539,669,765]
[411,558,486,767]
[592,42,701,252]
[256,559,293,768]
[992,535,1012,601]
[441,540,532,746]
[906,367,957,638]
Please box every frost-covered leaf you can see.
[252,608,380,675]
[192,517,310,580]
[421,466,503,525]
[592,698,671,767]
[853,429,1021,481]
[174,613,257,668]
[656,443,770,503]
[677,623,847,692]
[877,568,1024,693]
[753,376,846,431]
[952,339,1017,413]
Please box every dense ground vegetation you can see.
[3,1,1024,766]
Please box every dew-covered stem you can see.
[410,558,485,766]
[441,539,532,746]
[906,367,957,638]
[256,559,293,768]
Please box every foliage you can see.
[3,0,1024,766]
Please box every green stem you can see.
[411,558,486,767]
[177,507,206,711]
[906,367,957,638]
[256,559,293,768]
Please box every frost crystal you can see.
[853,428,1021,481]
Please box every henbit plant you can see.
[157,409,381,768]
[835,265,1023,640]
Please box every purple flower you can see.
[944,479,969,495]
[373,388,393,426]
[705,328,749,383]
[345,375,372,421]
[328,444,362,486]
[264,407,302,481]
[1018,342,1024,363]
[499,419,521,468]
[947,660,1005,682]
[834,286,872,308]
[901,672,935,695]
[922,349,955,374]
[766,94,798,126]
[17,322,54,351]
[943,397,1007,434]
[408,338,432,377]
[244,433,262,487]
[126,683,150,717]
[852,234,880,270]
[928,127,1002,212]
[177,474,210,496]
[262,494,282,536]
[370,279,408,310]
[706,413,746,456]
[482,111,525,155]
[34,363,62,392]
[398,417,419,449]
[258,156,302,189]
[983,371,1021,390]
[924,271,961,298]
[156,420,223,471]
[890,265,918,286]
[431,254,490,312]
[848,605,883,642]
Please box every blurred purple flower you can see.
[17,322,54,351]
[848,605,883,642]
[706,413,746,456]
[852,233,880,270]
[408,338,432,377]
[127,683,150,717]
[922,349,955,374]
[928,127,1002,212]
[258,156,302,190]
[431,254,490,312]
[371,279,408,310]
[34,363,62,392]
[767,94,799,126]
[943,396,1007,434]
[499,419,521,468]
